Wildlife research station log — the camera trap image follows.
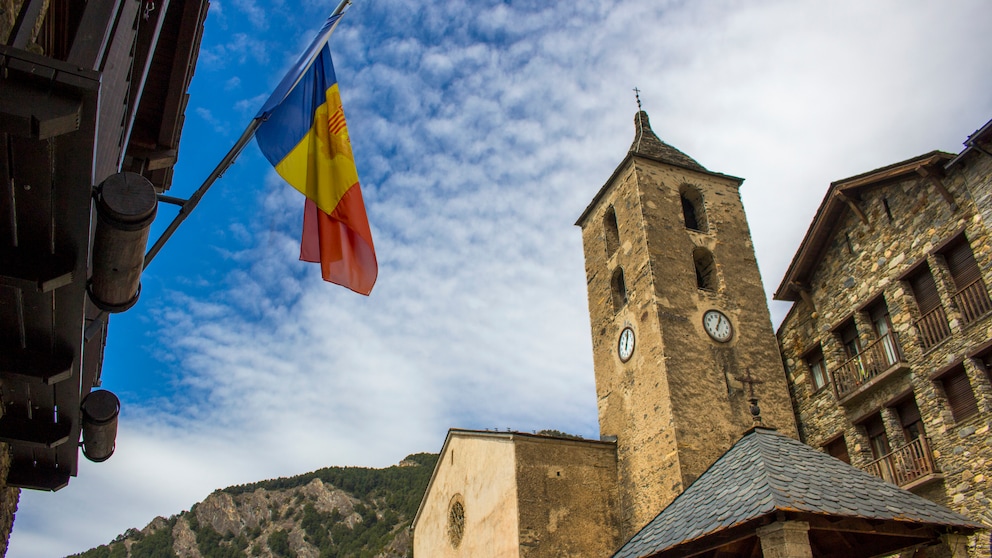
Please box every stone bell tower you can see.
[575,111,797,538]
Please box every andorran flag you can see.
[254,15,376,295]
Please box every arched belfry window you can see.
[680,185,708,232]
[693,248,717,291]
[611,267,628,311]
[604,206,620,255]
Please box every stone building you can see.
[413,430,619,557]
[775,118,992,557]
[413,112,991,557]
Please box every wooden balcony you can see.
[914,306,951,352]
[952,278,992,325]
[861,437,941,489]
[832,332,904,401]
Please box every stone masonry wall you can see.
[778,149,992,557]
[514,437,619,558]
[581,158,684,540]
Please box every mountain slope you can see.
[68,453,438,558]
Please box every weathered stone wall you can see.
[0,442,18,557]
[579,153,797,540]
[413,434,520,558]
[580,158,684,539]
[514,436,619,558]
[777,148,992,557]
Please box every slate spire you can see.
[629,111,707,172]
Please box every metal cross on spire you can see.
[735,368,764,425]
[633,87,642,110]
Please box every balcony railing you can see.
[952,278,992,325]
[914,306,951,351]
[832,332,903,399]
[861,437,939,488]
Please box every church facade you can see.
[412,113,992,557]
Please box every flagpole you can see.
[143,0,354,270]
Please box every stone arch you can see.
[604,205,620,255]
[693,247,717,291]
[680,184,708,232]
[612,267,628,310]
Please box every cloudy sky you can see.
[10,1,992,556]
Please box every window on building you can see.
[865,298,899,367]
[679,185,707,232]
[693,248,717,291]
[611,267,627,311]
[837,318,861,360]
[604,206,620,256]
[823,435,850,464]
[976,349,992,383]
[892,397,925,443]
[906,264,950,350]
[935,365,979,423]
[861,413,891,460]
[940,235,992,324]
[804,346,829,392]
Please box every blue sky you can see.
[10,1,992,556]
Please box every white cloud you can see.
[9,1,992,556]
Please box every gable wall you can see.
[413,435,520,558]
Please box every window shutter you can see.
[909,268,941,314]
[942,370,979,422]
[895,399,922,428]
[824,437,850,464]
[945,242,981,291]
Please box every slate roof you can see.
[613,428,982,558]
[629,111,707,172]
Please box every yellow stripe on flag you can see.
[274,83,359,215]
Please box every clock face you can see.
[703,310,733,342]
[618,327,635,362]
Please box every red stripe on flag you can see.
[301,185,377,295]
[328,109,347,135]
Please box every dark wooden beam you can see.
[7,460,71,491]
[0,247,75,292]
[0,413,72,448]
[157,0,207,147]
[835,191,872,229]
[67,0,125,70]
[7,0,49,49]
[791,281,817,315]
[0,346,73,385]
[0,76,82,140]
[916,166,957,212]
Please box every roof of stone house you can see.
[576,111,740,227]
[773,149,955,303]
[613,427,982,558]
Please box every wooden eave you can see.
[0,0,208,491]
[945,117,992,169]
[773,151,954,302]
[575,151,743,228]
[645,512,978,558]
[124,0,209,193]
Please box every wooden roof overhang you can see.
[641,511,980,558]
[945,117,992,169]
[773,151,955,303]
[0,0,208,491]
